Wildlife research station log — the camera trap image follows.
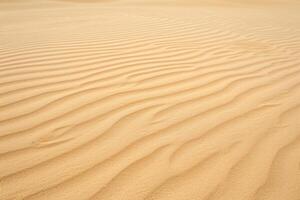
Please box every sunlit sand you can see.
[1,0,300,199]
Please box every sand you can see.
[0,0,300,200]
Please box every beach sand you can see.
[0,0,300,199]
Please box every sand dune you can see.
[1,0,300,200]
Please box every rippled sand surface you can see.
[1,1,300,200]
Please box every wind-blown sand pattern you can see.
[1,0,300,200]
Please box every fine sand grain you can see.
[0,0,300,200]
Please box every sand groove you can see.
[1,0,300,200]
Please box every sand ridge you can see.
[0,0,300,200]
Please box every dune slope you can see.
[0,0,300,200]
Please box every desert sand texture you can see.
[1,0,300,200]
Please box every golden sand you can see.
[1,0,300,199]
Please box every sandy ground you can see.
[1,0,300,200]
